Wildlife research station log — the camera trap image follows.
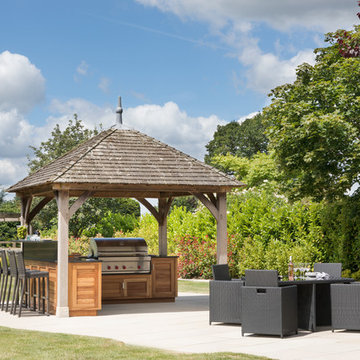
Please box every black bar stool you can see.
[5,250,18,313]
[14,251,49,317]
[0,249,10,310]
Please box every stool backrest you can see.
[0,249,7,273]
[7,250,18,277]
[212,264,231,280]
[245,269,279,287]
[14,251,26,277]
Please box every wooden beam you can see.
[68,191,93,219]
[206,193,217,207]
[192,193,219,221]
[136,198,161,223]
[27,196,53,223]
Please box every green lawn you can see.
[178,279,210,294]
[0,327,271,360]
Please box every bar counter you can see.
[23,240,102,317]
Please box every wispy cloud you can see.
[77,60,89,76]
[98,77,110,93]
[87,13,232,52]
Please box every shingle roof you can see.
[7,128,244,194]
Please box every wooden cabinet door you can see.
[152,258,177,298]
[69,263,101,310]
[123,277,151,298]
[102,275,124,299]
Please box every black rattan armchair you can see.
[241,269,298,338]
[314,263,342,278]
[331,283,360,331]
[209,264,243,325]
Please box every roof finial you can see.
[116,96,123,125]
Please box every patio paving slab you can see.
[0,293,360,360]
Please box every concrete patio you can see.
[1,292,360,360]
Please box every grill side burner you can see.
[89,238,151,274]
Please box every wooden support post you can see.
[55,190,70,317]
[216,192,227,264]
[158,197,173,257]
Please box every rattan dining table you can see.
[280,277,355,331]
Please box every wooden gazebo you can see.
[7,127,244,317]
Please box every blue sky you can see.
[0,0,358,189]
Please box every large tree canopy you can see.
[205,113,268,164]
[264,26,360,201]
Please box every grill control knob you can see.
[122,265,126,270]
[107,265,111,270]
[115,265,119,270]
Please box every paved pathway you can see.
[1,293,360,360]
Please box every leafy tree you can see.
[264,26,360,201]
[205,113,268,164]
[210,152,280,188]
[28,116,140,237]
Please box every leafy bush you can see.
[0,222,18,240]
[176,235,216,279]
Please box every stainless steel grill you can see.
[89,238,151,274]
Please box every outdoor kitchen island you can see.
[89,238,178,304]
[23,239,178,316]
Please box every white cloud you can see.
[0,158,28,188]
[0,109,35,158]
[76,60,89,76]
[242,48,316,93]
[136,0,357,32]
[98,77,110,93]
[237,111,259,124]
[125,101,225,160]
[0,51,45,113]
